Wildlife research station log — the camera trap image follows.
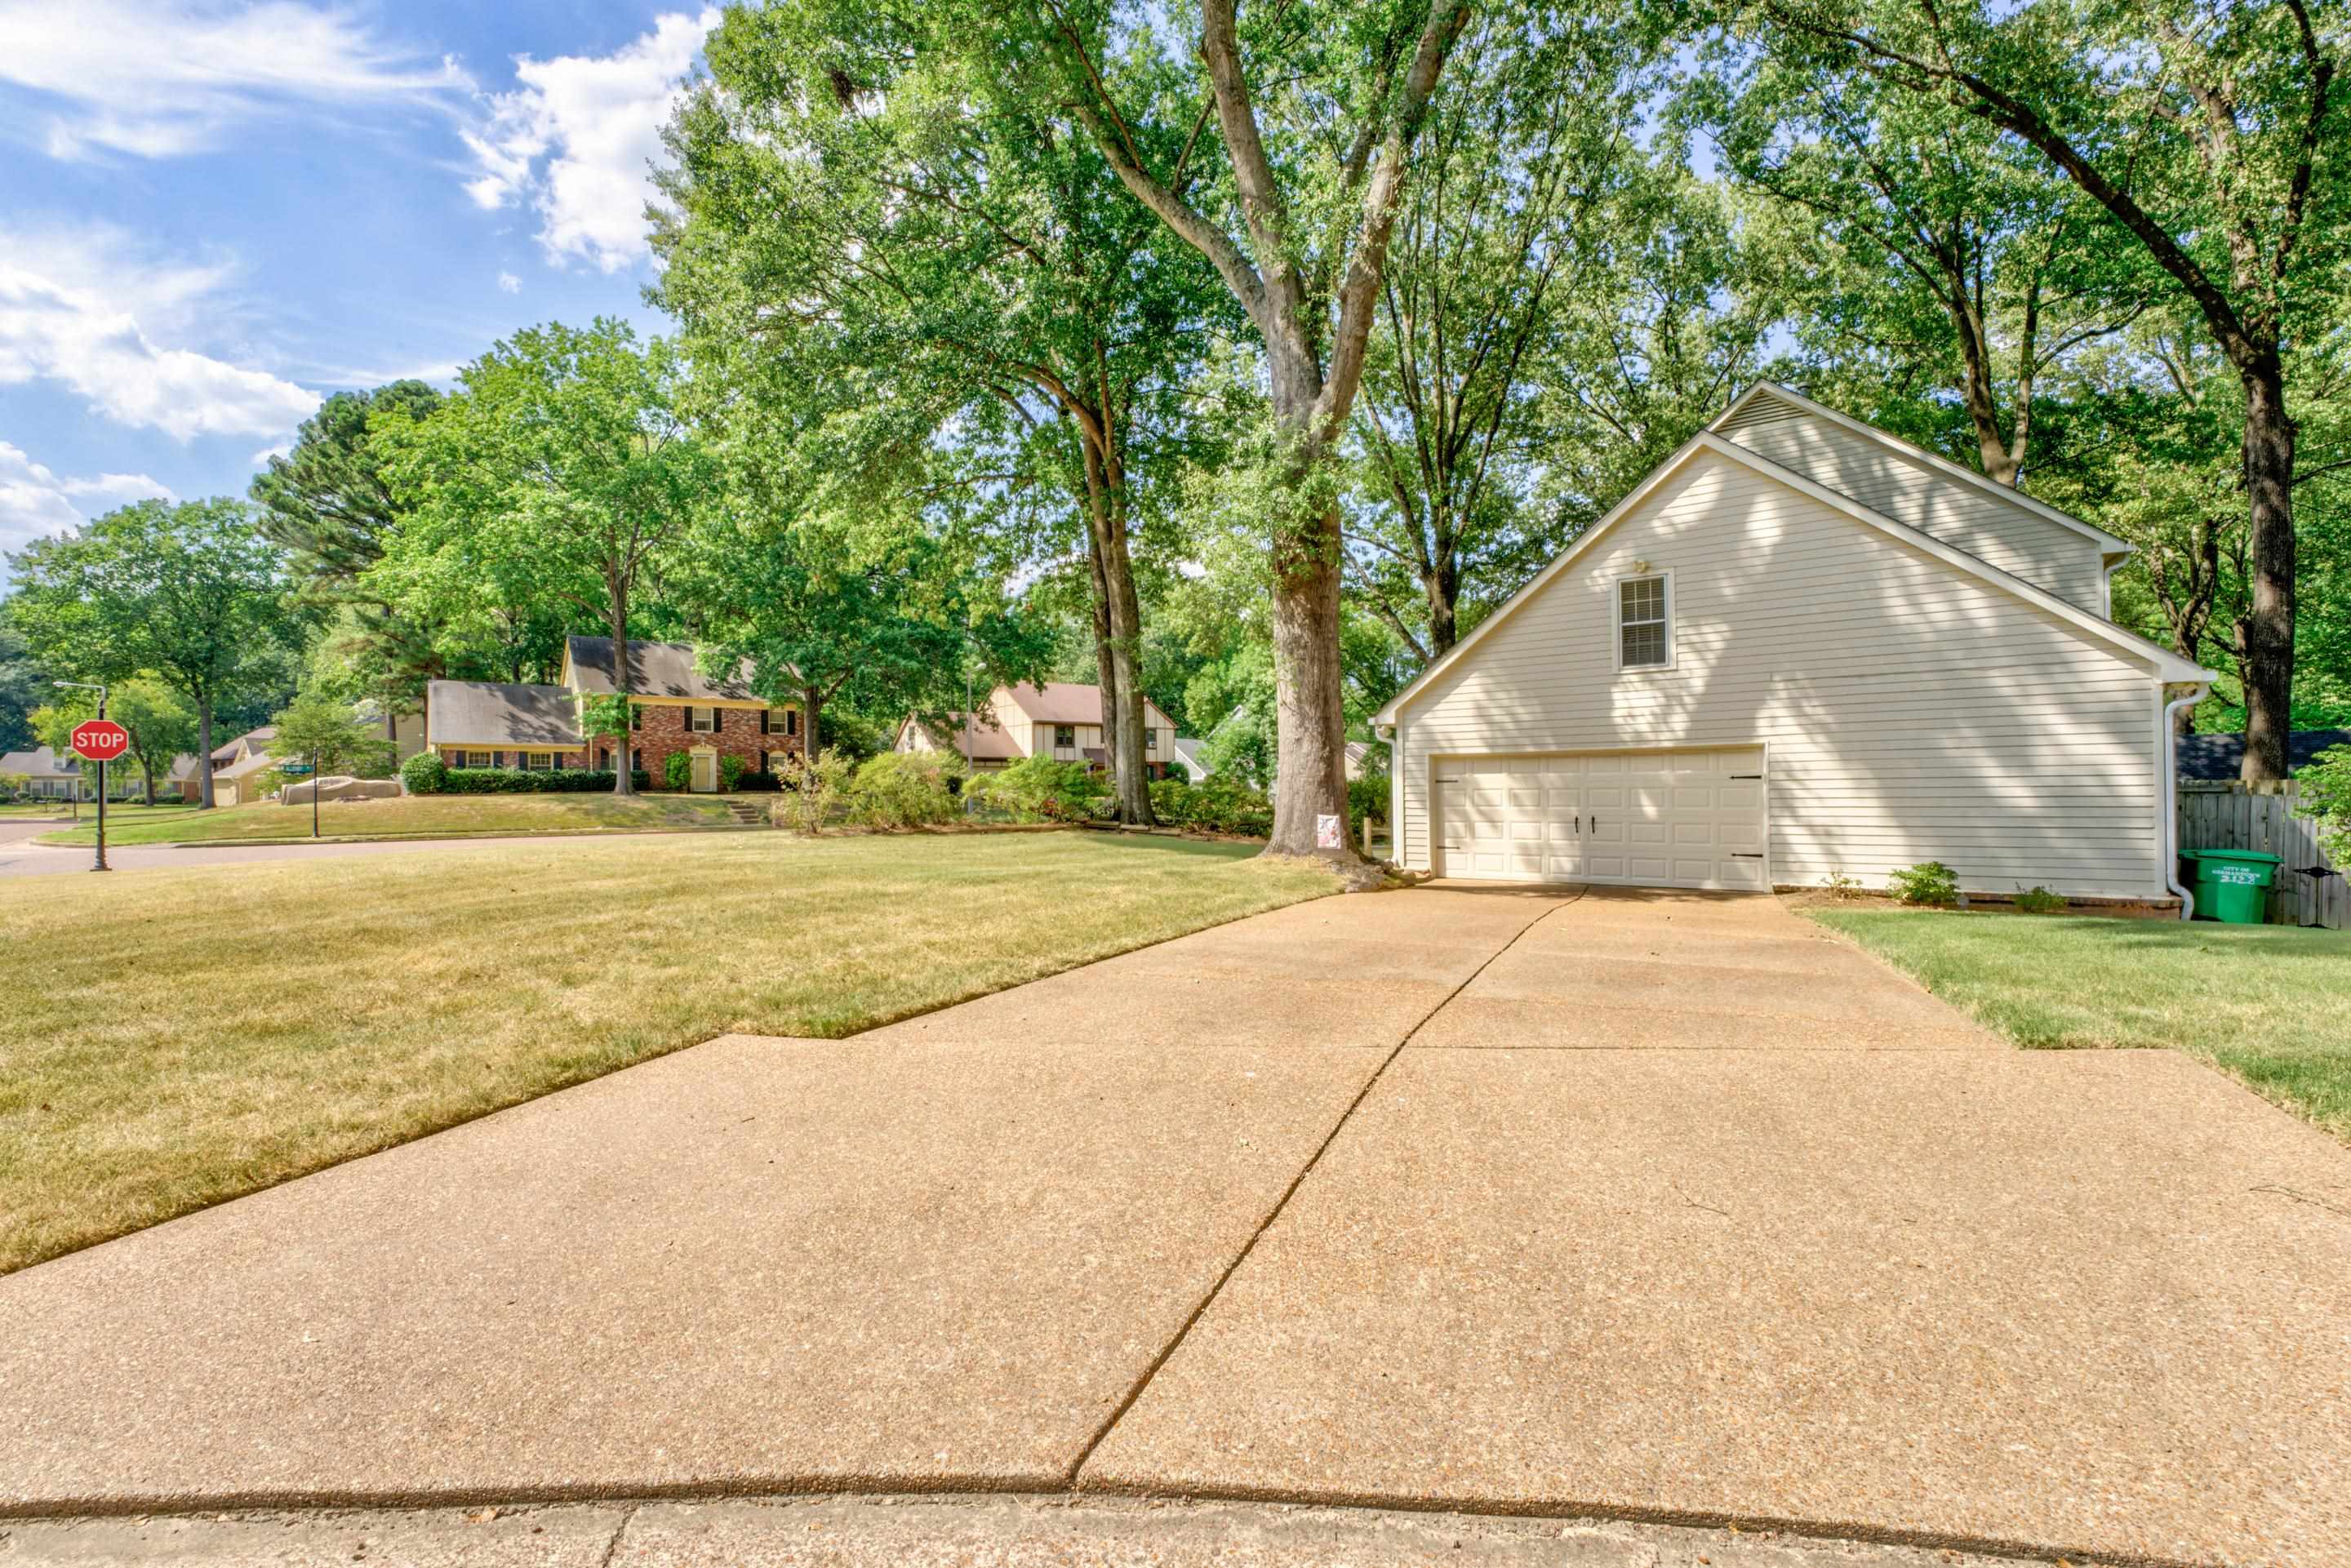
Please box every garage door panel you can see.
[1436,747,1767,891]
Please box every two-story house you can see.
[895,682,1185,778]
[424,637,802,792]
[1373,382,2212,903]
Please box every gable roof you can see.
[996,682,1174,729]
[427,680,585,748]
[2177,727,2351,782]
[562,637,762,703]
[0,746,77,777]
[1713,381,2132,557]
[211,726,276,762]
[905,711,1023,762]
[1374,429,2210,727]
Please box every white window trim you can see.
[1611,570,1675,673]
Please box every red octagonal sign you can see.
[70,719,131,763]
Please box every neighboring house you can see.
[1344,740,1384,780]
[0,747,88,801]
[896,682,1183,777]
[2176,728,2351,782]
[1373,380,2211,900]
[424,637,800,793]
[354,702,428,764]
[2,746,202,802]
[1170,735,1211,782]
[207,726,278,806]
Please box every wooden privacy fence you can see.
[2176,780,2345,929]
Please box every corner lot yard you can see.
[1810,908,2351,1139]
[36,793,747,846]
[0,833,1334,1274]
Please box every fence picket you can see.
[2177,780,2341,929]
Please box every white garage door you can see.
[1434,748,1769,890]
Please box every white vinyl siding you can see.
[1392,452,2165,899]
[1718,392,2110,613]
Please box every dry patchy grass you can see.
[1810,907,2351,1139]
[38,793,744,846]
[0,831,1334,1273]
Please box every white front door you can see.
[1436,748,1768,890]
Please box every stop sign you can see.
[69,719,130,762]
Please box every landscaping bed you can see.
[1808,905,2351,1139]
[0,833,1335,1273]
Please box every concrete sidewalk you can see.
[0,886,2344,1566]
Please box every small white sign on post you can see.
[1316,812,1343,850]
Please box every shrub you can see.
[776,748,853,834]
[1143,773,1273,835]
[664,752,693,791]
[1149,775,1193,824]
[1820,869,1864,899]
[842,751,958,828]
[732,769,782,793]
[2012,886,2067,914]
[438,767,651,794]
[401,751,448,795]
[964,757,1108,823]
[719,754,745,792]
[1347,771,1389,842]
[1887,860,1961,907]
[2295,744,2351,863]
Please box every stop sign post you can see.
[70,717,128,873]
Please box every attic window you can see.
[1617,575,1672,669]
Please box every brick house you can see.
[424,637,802,791]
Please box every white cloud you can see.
[463,9,717,273]
[251,442,292,466]
[0,440,171,556]
[0,1,470,161]
[498,270,522,294]
[0,225,319,441]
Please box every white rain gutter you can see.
[2161,683,2213,922]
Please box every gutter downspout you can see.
[2162,682,2212,922]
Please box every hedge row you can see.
[402,753,652,794]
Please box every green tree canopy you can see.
[5,499,297,806]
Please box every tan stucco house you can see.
[424,637,800,792]
[1374,382,2212,902]
[896,682,1183,777]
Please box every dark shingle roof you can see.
[564,637,759,702]
[2175,728,2351,781]
[427,681,584,748]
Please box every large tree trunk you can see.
[1081,424,1153,825]
[1424,535,1460,656]
[2238,358,2296,782]
[800,686,824,757]
[608,589,636,797]
[195,698,216,809]
[1268,498,1352,857]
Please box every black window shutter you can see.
[712,707,724,733]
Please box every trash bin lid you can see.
[2189,848,2282,866]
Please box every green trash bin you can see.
[2180,848,2282,924]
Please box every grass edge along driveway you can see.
[1808,906,2351,1140]
[0,832,1336,1275]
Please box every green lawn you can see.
[1809,908,2351,1139]
[36,792,747,846]
[0,832,1333,1273]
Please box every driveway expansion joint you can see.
[1064,890,1583,1486]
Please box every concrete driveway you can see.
[0,886,2344,1567]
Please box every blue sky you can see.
[0,1,722,566]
